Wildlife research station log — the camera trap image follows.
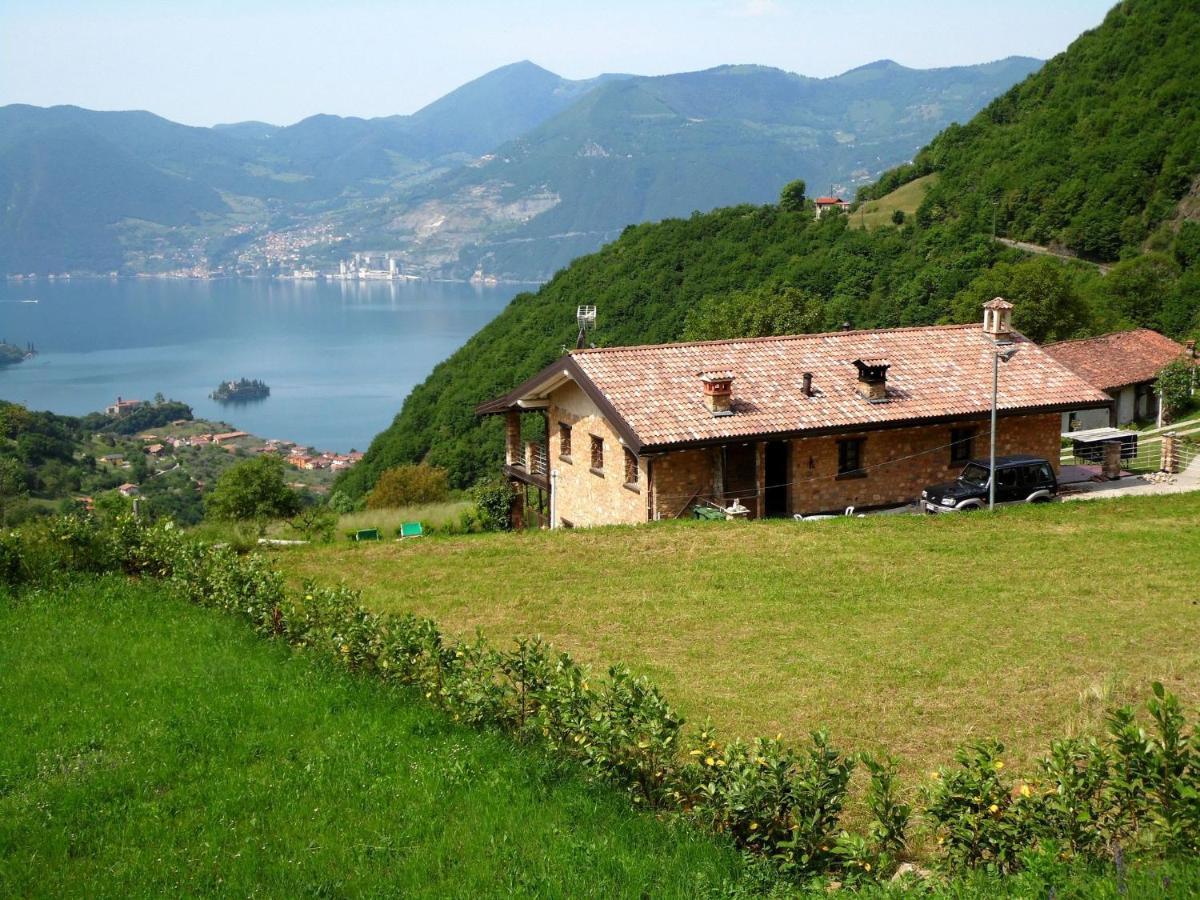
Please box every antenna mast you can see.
[576,305,596,349]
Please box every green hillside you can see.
[861,0,1200,259]
[341,0,1200,494]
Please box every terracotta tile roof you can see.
[1042,329,1188,392]
[558,324,1111,449]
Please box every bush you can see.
[1156,359,1195,421]
[470,478,515,531]
[366,464,449,510]
[205,456,301,524]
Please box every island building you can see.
[478,300,1111,529]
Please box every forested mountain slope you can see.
[860,0,1200,260]
[365,58,1042,280]
[339,0,1200,495]
[0,58,1035,277]
[0,63,620,274]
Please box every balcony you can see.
[504,439,549,489]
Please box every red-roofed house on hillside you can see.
[1042,329,1195,429]
[479,300,1111,528]
[814,196,850,218]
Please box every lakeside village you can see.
[106,397,362,477]
[79,396,362,519]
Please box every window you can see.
[558,422,572,460]
[590,434,604,474]
[837,438,865,478]
[624,448,639,487]
[950,427,976,465]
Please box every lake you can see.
[0,278,521,452]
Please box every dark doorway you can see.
[764,441,790,517]
[723,443,759,517]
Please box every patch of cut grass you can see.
[853,174,939,229]
[337,501,472,536]
[0,578,750,897]
[278,492,1200,782]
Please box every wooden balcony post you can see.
[505,411,521,467]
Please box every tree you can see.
[366,464,449,509]
[683,285,825,342]
[205,455,301,524]
[952,257,1094,343]
[1099,253,1182,332]
[0,456,28,526]
[1156,359,1196,421]
[891,209,906,226]
[779,179,807,213]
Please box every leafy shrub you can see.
[470,478,514,531]
[1156,359,1195,421]
[205,456,301,524]
[366,464,449,510]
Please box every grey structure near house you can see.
[1042,329,1195,429]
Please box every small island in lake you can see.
[211,378,270,403]
[0,341,36,368]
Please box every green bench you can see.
[398,522,424,539]
[347,528,381,542]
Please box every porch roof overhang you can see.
[475,355,647,453]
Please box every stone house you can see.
[814,196,851,218]
[478,301,1111,528]
[1042,329,1195,429]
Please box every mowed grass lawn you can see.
[853,173,939,229]
[0,579,750,897]
[280,493,1200,780]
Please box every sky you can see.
[1,0,1115,127]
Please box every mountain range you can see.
[0,57,1040,280]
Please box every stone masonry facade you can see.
[533,403,1061,526]
[548,381,647,527]
[785,413,1061,515]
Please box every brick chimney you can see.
[853,359,889,402]
[699,371,735,417]
[982,297,1014,341]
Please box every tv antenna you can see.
[576,305,596,349]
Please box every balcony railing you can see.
[525,441,548,477]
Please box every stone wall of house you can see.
[548,382,646,527]
[649,447,720,519]
[787,413,1062,514]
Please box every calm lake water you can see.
[0,278,520,452]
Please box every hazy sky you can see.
[2,0,1114,127]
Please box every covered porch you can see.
[502,409,551,529]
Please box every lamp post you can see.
[989,344,1020,510]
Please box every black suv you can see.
[921,455,1057,512]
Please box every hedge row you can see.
[3,514,1198,887]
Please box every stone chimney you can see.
[699,371,735,417]
[802,372,814,397]
[1186,339,1196,358]
[853,359,890,402]
[982,297,1014,342]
